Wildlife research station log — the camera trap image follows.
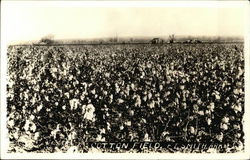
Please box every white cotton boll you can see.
[24,120,30,132]
[159,84,163,91]
[34,132,40,140]
[83,104,96,121]
[70,131,77,140]
[180,85,185,90]
[190,126,195,134]
[18,134,34,150]
[222,117,230,124]
[107,122,111,131]
[236,133,241,138]
[62,105,66,110]
[148,101,155,109]
[24,92,29,100]
[207,103,215,112]
[109,94,113,103]
[106,112,109,117]
[129,110,134,116]
[207,118,212,125]
[118,98,124,104]
[205,110,211,115]
[31,97,36,105]
[69,99,79,110]
[216,133,223,142]
[198,110,204,116]
[119,125,124,130]
[220,123,228,130]
[30,123,37,132]
[207,148,218,153]
[91,89,96,95]
[100,128,106,134]
[148,92,152,100]
[13,131,19,139]
[81,105,86,114]
[162,131,169,137]
[37,104,43,112]
[45,95,49,101]
[105,72,110,78]
[135,96,141,107]
[125,121,131,126]
[63,70,67,76]
[234,105,242,113]
[237,141,244,151]
[30,114,35,121]
[233,89,239,95]
[141,72,145,78]
[69,75,74,81]
[118,113,122,117]
[141,118,147,124]
[96,134,103,141]
[65,92,69,98]
[8,119,15,128]
[106,82,110,87]
[131,83,135,90]
[103,90,108,96]
[115,87,120,93]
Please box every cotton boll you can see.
[30,114,35,121]
[119,125,124,130]
[62,105,66,110]
[24,120,30,132]
[125,121,131,126]
[37,104,43,112]
[148,92,152,100]
[220,123,228,130]
[215,94,221,100]
[207,118,212,125]
[64,92,70,99]
[34,132,40,140]
[69,98,79,110]
[189,126,195,134]
[118,98,124,104]
[129,110,134,116]
[30,123,37,132]
[198,110,204,116]
[83,104,96,122]
[8,119,15,128]
[222,117,230,124]
[131,83,135,90]
[179,85,185,90]
[13,131,19,140]
[216,133,223,142]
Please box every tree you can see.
[169,34,175,43]
[39,34,55,45]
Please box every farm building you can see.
[151,38,164,44]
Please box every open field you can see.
[7,43,244,153]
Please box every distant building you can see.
[151,38,164,44]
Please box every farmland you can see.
[7,43,244,153]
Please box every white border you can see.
[1,1,250,159]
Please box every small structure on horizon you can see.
[151,38,164,44]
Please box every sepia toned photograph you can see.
[1,1,250,159]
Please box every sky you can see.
[1,1,248,43]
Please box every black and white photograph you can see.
[1,1,250,159]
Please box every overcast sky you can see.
[1,1,248,43]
